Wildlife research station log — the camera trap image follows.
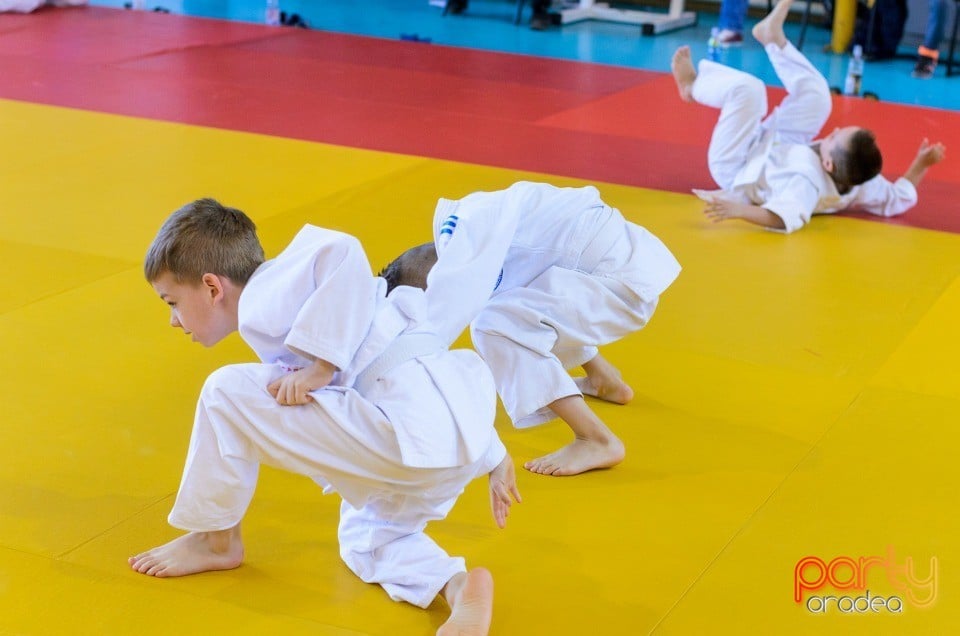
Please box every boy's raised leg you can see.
[129,524,244,577]
[671,45,697,103]
[752,0,793,48]
[438,568,494,636]
[524,396,625,476]
[574,353,634,405]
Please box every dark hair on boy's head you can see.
[144,198,265,285]
[832,129,883,193]
[377,242,437,294]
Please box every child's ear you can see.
[200,273,224,303]
[821,155,834,173]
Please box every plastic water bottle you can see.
[265,0,281,26]
[707,27,721,62]
[844,45,864,96]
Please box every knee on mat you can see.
[339,546,380,583]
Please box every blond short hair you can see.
[144,198,265,284]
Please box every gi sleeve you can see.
[284,232,379,370]
[762,174,820,234]
[426,182,535,346]
[847,175,918,218]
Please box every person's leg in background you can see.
[913,0,946,78]
[717,0,749,46]
[530,0,552,30]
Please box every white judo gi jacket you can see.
[431,181,681,428]
[238,226,500,472]
[692,42,918,234]
[168,222,523,608]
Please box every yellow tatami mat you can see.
[1,98,957,634]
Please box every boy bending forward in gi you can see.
[129,199,523,636]
[671,0,945,233]
[381,181,681,477]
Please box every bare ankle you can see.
[206,526,240,554]
[578,431,625,456]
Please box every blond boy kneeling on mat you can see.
[130,198,523,636]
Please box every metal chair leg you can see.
[797,0,815,51]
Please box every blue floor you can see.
[90,0,960,111]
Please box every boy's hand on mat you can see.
[489,455,522,529]
[703,200,785,229]
[703,198,748,223]
[267,359,335,406]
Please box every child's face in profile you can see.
[151,271,235,347]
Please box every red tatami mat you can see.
[2,7,956,232]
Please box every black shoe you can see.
[912,55,937,79]
[280,11,308,27]
[530,11,550,30]
[447,0,468,14]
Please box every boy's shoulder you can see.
[281,225,362,256]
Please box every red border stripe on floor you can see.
[1,7,956,233]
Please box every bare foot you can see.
[524,437,625,476]
[577,354,634,405]
[438,569,494,636]
[128,527,243,577]
[752,0,793,48]
[671,46,696,103]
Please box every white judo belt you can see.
[353,333,446,395]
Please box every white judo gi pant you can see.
[470,216,660,429]
[693,42,832,189]
[167,361,504,608]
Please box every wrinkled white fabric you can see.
[433,182,681,427]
